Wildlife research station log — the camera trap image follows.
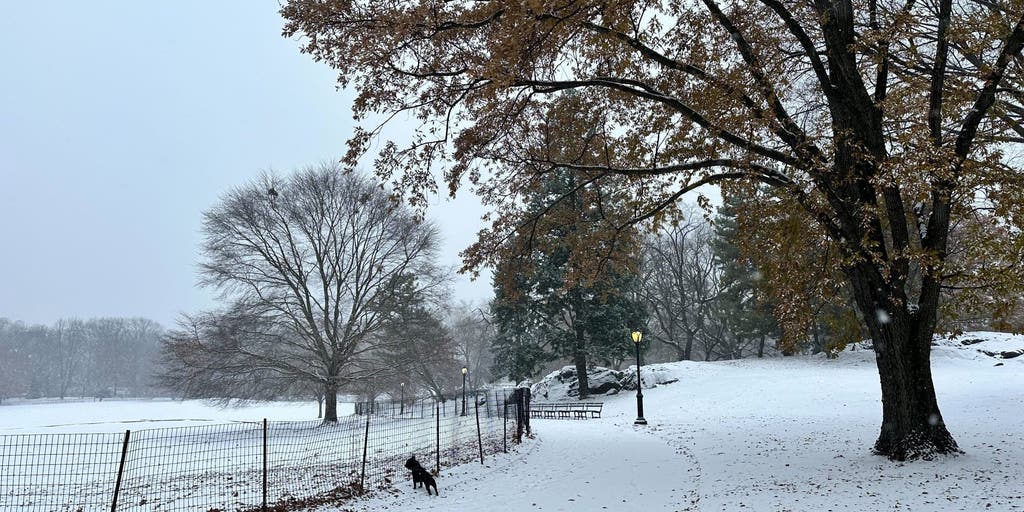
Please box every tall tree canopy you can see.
[163,164,442,422]
[282,0,1024,459]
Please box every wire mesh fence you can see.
[0,390,517,511]
[1,432,125,511]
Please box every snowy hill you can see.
[341,331,1024,511]
[528,330,1024,403]
[930,331,1024,362]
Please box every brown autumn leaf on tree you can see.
[281,0,1024,460]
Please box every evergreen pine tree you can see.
[712,194,778,357]
[490,169,646,397]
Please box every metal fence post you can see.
[513,388,522,444]
[359,413,371,493]
[435,400,441,475]
[524,387,532,436]
[262,419,268,511]
[474,391,483,464]
[111,429,130,512]
[502,391,508,453]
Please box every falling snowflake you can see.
[876,309,891,324]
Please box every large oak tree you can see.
[282,0,1024,458]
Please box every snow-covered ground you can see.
[2,332,1021,511]
[0,398,498,511]
[330,332,1024,512]
[0,399,337,433]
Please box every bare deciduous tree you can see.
[162,164,442,422]
[52,319,85,399]
[640,209,720,361]
[448,302,496,389]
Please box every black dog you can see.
[404,455,438,496]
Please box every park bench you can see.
[529,401,603,419]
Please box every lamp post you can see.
[631,331,647,425]
[400,382,405,415]
[461,367,468,416]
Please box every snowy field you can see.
[337,332,1024,512]
[0,399,337,434]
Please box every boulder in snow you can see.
[531,364,680,401]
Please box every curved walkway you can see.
[341,418,695,512]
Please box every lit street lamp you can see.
[631,331,647,425]
[400,382,405,415]
[461,367,469,416]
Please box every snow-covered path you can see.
[338,333,1024,512]
[340,419,695,512]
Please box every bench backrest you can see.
[529,402,603,418]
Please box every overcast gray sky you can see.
[0,1,491,327]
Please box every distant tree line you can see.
[0,317,163,403]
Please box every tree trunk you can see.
[812,318,822,354]
[817,27,960,459]
[757,335,765,358]
[683,331,694,361]
[574,325,589,399]
[848,268,960,460]
[676,346,687,362]
[323,381,339,423]
[869,322,959,460]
